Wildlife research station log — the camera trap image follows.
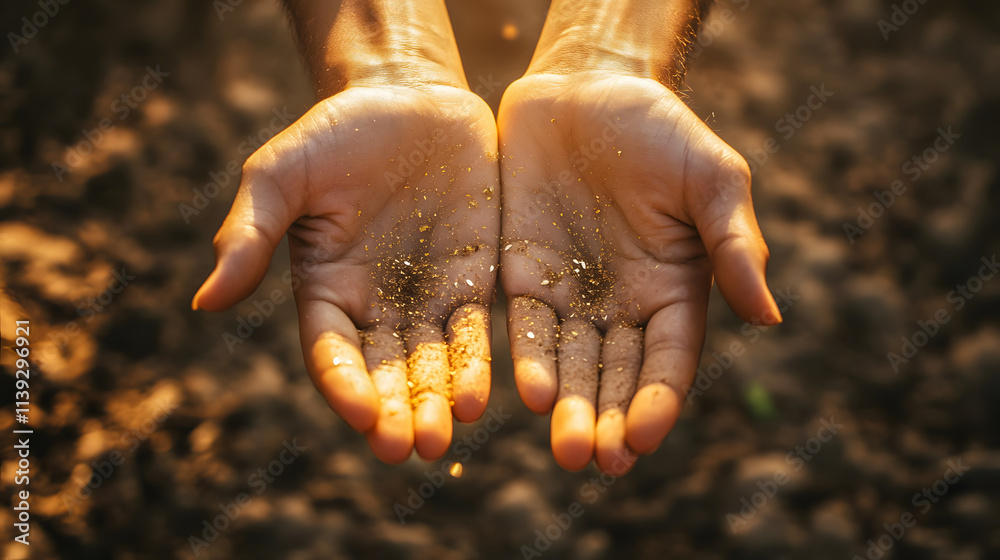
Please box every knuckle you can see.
[714,154,752,193]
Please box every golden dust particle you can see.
[550,118,556,124]
[449,463,464,478]
[501,23,518,41]
[419,225,430,232]
[357,210,362,216]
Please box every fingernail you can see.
[765,299,783,325]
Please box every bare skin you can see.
[499,0,782,474]
[194,0,779,473]
[192,0,499,462]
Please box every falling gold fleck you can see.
[449,463,464,478]
[501,23,518,41]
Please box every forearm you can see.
[527,0,711,88]
[283,0,468,97]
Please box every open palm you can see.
[194,85,500,462]
[498,74,781,473]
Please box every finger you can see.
[595,326,642,475]
[405,324,453,460]
[192,130,308,312]
[691,162,782,326]
[625,299,707,454]
[507,296,559,415]
[447,304,492,423]
[299,299,379,432]
[361,326,413,464]
[551,318,600,471]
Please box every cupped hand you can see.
[193,85,500,462]
[498,73,782,474]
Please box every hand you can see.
[498,72,781,474]
[193,84,500,462]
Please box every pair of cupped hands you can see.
[191,70,782,475]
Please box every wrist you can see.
[285,0,469,98]
[525,0,706,88]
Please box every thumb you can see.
[192,131,308,312]
[690,159,782,326]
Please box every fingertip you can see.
[761,296,783,325]
[448,304,492,423]
[508,296,558,415]
[595,409,637,476]
[514,358,558,415]
[191,269,219,312]
[551,396,596,471]
[414,394,453,460]
[366,398,414,465]
[625,383,682,455]
[198,226,276,312]
[713,239,781,326]
[452,384,489,423]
